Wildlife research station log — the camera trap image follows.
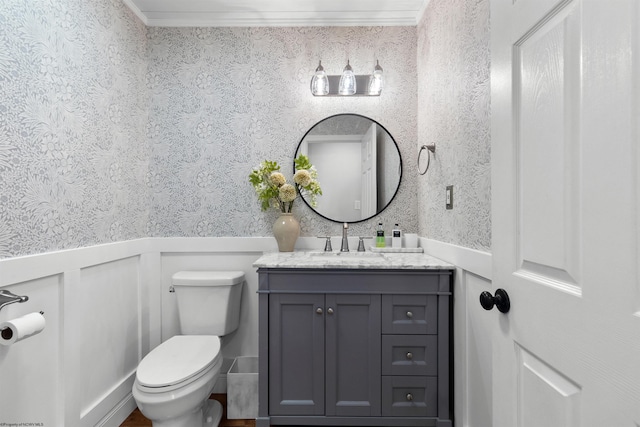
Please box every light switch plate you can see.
[446,185,453,210]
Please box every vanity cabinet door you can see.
[325,294,381,417]
[268,293,382,417]
[268,293,325,416]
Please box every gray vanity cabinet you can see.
[268,293,381,417]
[257,268,453,427]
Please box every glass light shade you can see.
[311,61,329,96]
[367,60,384,95]
[338,60,356,95]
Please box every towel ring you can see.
[417,143,436,175]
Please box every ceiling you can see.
[123,0,430,27]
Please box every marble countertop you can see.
[253,250,455,270]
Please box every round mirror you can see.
[294,114,402,223]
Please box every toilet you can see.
[132,270,245,427]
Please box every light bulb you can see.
[310,61,329,96]
[338,60,356,96]
[368,60,383,95]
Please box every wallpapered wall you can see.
[145,26,418,240]
[0,0,419,258]
[416,0,491,251]
[0,0,149,258]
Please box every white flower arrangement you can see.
[249,155,322,213]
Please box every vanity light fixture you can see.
[310,60,384,97]
[310,61,329,96]
[338,60,356,95]
[367,60,384,96]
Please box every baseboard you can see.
[95,392,138,427]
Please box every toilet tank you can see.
[171,271,245,335]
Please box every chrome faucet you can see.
[341,222,349,252]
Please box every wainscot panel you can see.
[420,238,493,427]
[0,238,276,426]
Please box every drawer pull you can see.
[316,307,323,314]
[406,352,413,360]
[406,311,413,318]
[327,307,334,315]
[406,393,414,401]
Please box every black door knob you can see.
[480,288,510,313]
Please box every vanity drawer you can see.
[381,376,437,417]
[381,335,437,376]
[382,294,438,334]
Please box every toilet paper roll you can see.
[0,312,46,346]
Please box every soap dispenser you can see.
[392,223,402,248]
[376,223,386,248]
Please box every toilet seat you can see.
[136,335,221,393]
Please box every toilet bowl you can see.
[133,335,223,427]
[132,270,245,427]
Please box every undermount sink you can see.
[309,251,384,258]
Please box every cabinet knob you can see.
[406,352,413,360]
[406,393,414,401]
[316,307,323,314]
[406,311,413,318]
[327,307,334,315]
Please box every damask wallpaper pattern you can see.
[0,0,419,258]
[416,0,491,251]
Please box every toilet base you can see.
[147,398,223,427]
[204,399,223,427]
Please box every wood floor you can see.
[120,394,256,427]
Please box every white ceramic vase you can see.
[272,213,300,252]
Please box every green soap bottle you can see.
[376,222,386,248]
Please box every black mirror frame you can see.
[294,113,403,224]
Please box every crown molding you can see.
[123,0,428,27]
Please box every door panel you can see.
[514,1,582,294]
[491,0,640,425]
[516,345,581,427]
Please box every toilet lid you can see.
[136,335,221,388]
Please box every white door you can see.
[360,123,377,218]
[491,0,640,426]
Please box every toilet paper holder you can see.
[0,290,29,313]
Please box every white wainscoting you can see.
[0,237,281,427]
[0,236,492,427]
[0,240,154,427]
[421,238,493,427]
